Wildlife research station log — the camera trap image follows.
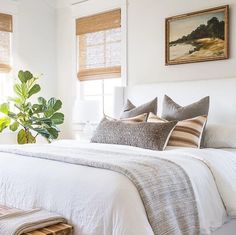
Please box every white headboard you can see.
[114,78,236,125]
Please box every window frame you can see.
[0,1,18,77]
[72,0,127,86]
[73,0,127,118]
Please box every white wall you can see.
[15,0,57,98]
[56,4,76,139]
[0,0,58,143]
[128,0,236,85]
[0,0,57,97]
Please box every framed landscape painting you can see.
[165,5,229,65]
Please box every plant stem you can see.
[24,127,29,144]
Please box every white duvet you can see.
[0,140,235,235]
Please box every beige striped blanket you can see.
[0,205,66,235]
[0,145,200,235]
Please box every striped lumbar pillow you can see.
[106,113,148,123]
[147,112,207,148]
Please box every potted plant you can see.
[0,70,64,144]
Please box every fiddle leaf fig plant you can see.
[0,70,64,144]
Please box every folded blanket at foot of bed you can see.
[0,204,69,235]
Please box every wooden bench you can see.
[23,223,73,235]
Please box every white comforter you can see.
[0,140,235,235]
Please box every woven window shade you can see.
[0,13,12,73]
[0,13,12,33]
[76,9,121,35]
[77,9,121,81]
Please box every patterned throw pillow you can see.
[120,98,157,119]
[91,117,177,151]
[147,112,207,148]
[106,113,148,123]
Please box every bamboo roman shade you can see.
[76,9,121,81]
[0,13,12,73]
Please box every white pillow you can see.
[204,124,236,148]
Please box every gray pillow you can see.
[162,95,210,121]
[120,98,157,119]
[91,117,177,151]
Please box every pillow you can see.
[120,98,157,119]
[147,112,207,148]
[106,113,148,123]
[204,124,236,148]
[91,117,177,151]
[148,112,168,123]
[162,95,210,121]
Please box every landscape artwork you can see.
[165,5,229,65]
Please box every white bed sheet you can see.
[0,141,235,235]
[221,148,236,154]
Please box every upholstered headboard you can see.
[113,78,236,125]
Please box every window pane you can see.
[104,95,113,116]
[0,73,13,103]
[86,31,104,46]
[0,31,10,65]
[82,80,103,96]
[104,78,122,95]
[106,42,121,67]
[106,28,121,43]
[87,45,105,68]
[79,28,121,72]
[84,95,103,103]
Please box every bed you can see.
[0,78,236,235]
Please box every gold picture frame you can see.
[165,5,229,65]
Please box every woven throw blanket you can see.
[0,145,200,235]
[0,205,66,235]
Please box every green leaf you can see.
[27,131,36,144]
[51,112,64,125]
[38,97,46,106]
[44,98,63,117]
[47,127,59,139]
[0,103,9,115]
[33,128,50,139]
[18,70,33,83]
[10,122,19,132]
[31,117,52,126]
[48,98,57,108]
[28,84,41,98]
[53,100,62,112]
[8,112,17,119]
[32,104,44,114]
[48,98,61,111]
[21,83,28,99]
[13,84,22,97]
[8,97,23,105]
[0,117,10,132]
[17,129,27,144]
[17,129,36,144]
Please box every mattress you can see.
[0,141,235,235]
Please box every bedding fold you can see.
[0,205,66,235]
[0,145,200,235]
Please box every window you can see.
[76,9,122,116]
[0,13,12,73]
[0,13,13,103]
